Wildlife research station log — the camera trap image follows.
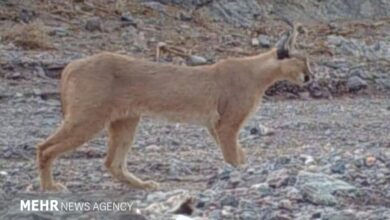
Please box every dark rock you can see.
[85,17,102,32]
[346,76,367,92]
[354,158,364,168]
[19,8,36,23]
[277,156,291,165]
[250,127,259,135]
[220,194,239,207]
[330,161,346,174]
[258,34,271,48]
[196,194,210,208]
[249,124,274,136]
[173,197,195,215]
[311,212,322,219]
[177,11,193,21]
[120,14,137,28]
[5,72,23,80]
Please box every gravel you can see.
[0,87,389,219]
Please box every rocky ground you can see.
[0,0,389,220]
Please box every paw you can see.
[42,182,69,192]
[143,180,160,190]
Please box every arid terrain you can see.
[0,0,389,219]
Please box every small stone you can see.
[251,38,259,46]
[250,127,258,135]
[354,158,364,168]
[179,24,190,29]
[19,8,36,23]
[365,156,376,167]
[311,212,322,219]
[251,183,272,197]
[48,27,69,37]
[250,124,274,136]
[271,212,292,220]
[208,209,222,219]
[276,157,291,167]
[5,72,23,80]
[267,169,290,188]
[145,145,160,151]
[187,55,207,66]
[278,199,293,210]
[85,17,102,32]
[3,149,12,158]
[220,194,239,207]
[322,211,357,220]
[120,13,137,28]
[240,210,258,220]
[196,194,210,208]
[175,215,194,220]
[178,11,192,21]
[330,161,346,174]
[285,187,302,201]
[300,154,315,165]
[221,206,234,218]
[146,191,166,202]
[259,34,271,48]
[346,76,367,92]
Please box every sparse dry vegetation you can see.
[2,21,53,50]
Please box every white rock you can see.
[188,55,207,66]
[175,215,194,220]
[251,38,259,46]
[300,154,315,165]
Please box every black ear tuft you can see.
[277,48,289,60]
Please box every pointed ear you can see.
[277,47,289,59]
[276,18,302,60]
[275,31,290,59]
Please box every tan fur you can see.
[36,25,312,191]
